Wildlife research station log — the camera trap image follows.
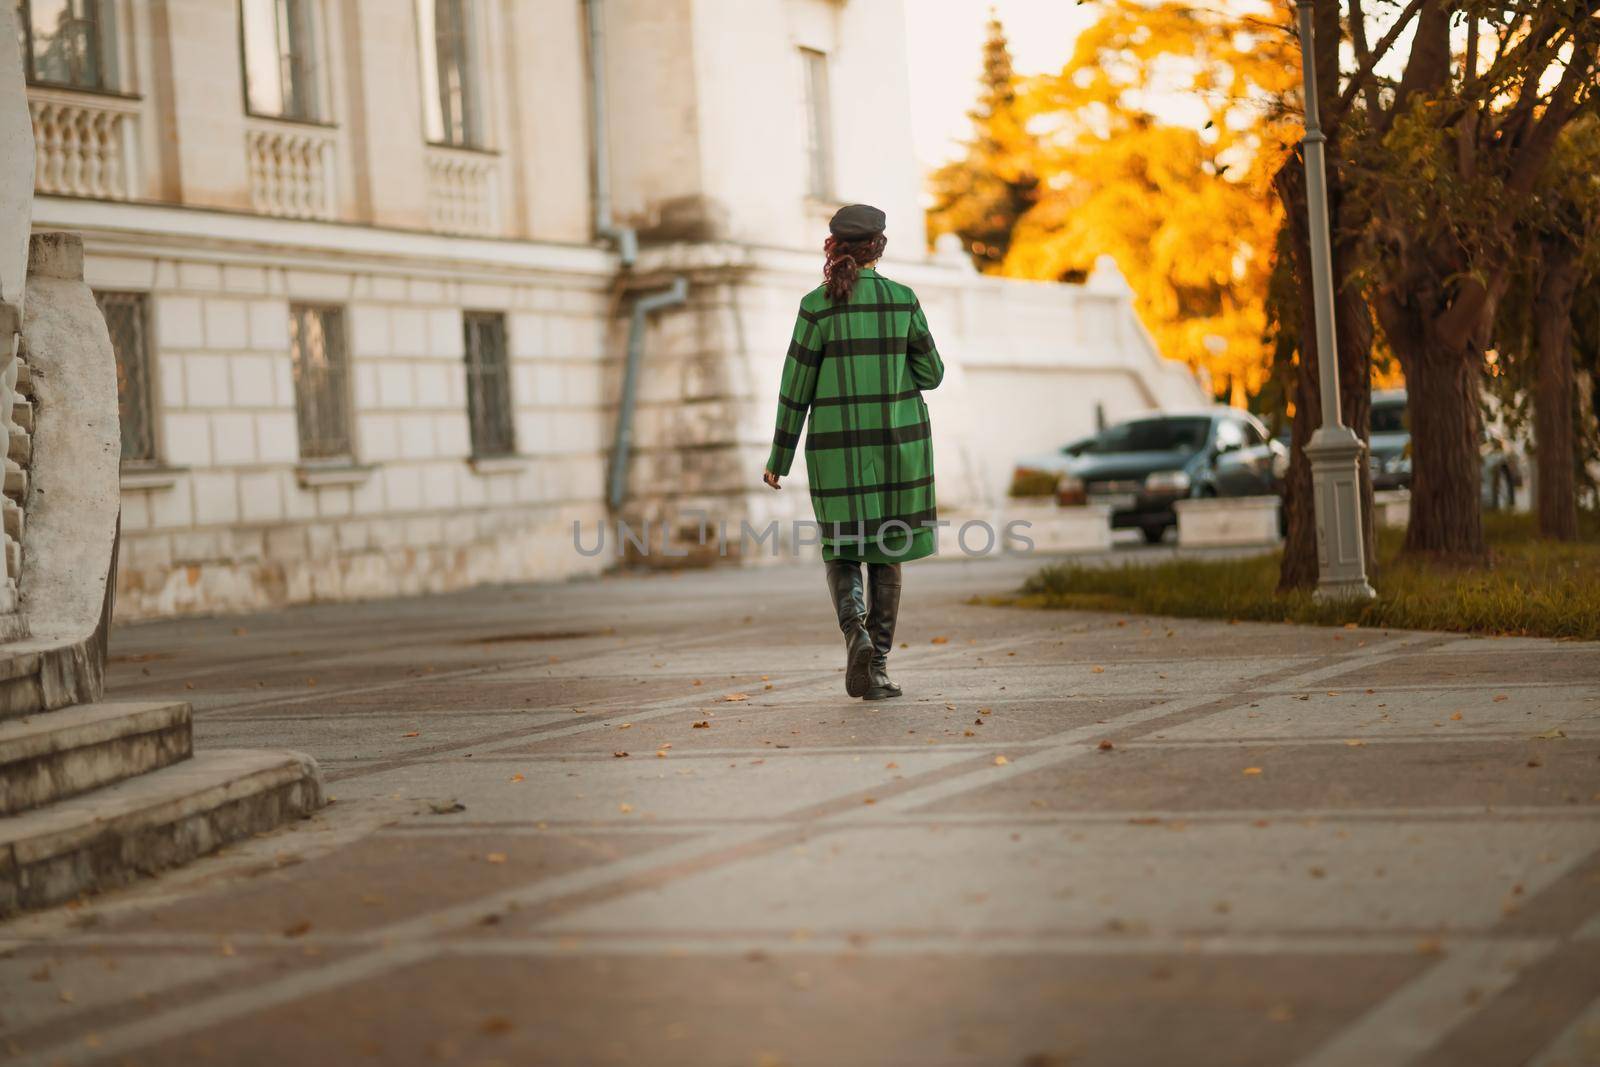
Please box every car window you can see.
[1240,420,1266,446]
[1088,417,1210,454]
[1371,401,1408,434]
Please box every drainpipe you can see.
[585,0,688,510]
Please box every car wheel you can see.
[1141,525,1167,545]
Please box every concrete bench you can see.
[1175,495,1281,547]
[999,502,1113,555]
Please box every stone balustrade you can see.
[425,145,502,236]
[26,88,140,201]
[245,119,337,221]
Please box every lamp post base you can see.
[1307,424,1376,603]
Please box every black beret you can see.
[829,203,886,240]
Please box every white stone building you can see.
[18,0,1203,621]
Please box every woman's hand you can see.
[762,469,781,490]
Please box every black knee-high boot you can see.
[864,562,903,700]
[824,559,874,698]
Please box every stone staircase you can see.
[0,234,323,918]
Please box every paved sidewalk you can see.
[1,556,1598,1066]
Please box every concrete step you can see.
[0,747,324,916]
[0,700,192,816]
[12,398,31,434]
[9,427,29,464]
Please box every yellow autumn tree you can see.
[1003,1,1299,404]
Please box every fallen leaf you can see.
[617,722,633,729]
[1450,711,1463,721]
[1091,666,1105,674]
[480,1016,514,1035]
[930,636,949,645]
[400,731,420,738]
[1242,767,1263,776]
[428,800,465,815]
[283,920,312,938]
[861,797,876,805]
[1344,739,1366,747]
[993,755,1009,766]
[1415,937,1444,956]
[619,803,633,814]
[612,750,629,758]
[485,853,508,864]
[1493,694,1509,702]
[979,707,993,715]
[692,721,710,729]
[885,761,899,769]
[1097,740,1115,751]
[508,773,524,783]
[724,693,749,702]
[1531,727,1567,740]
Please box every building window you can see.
[94,291,157,464]
[463,311,514,458]
[801,47,834,200]
[240,0,322,122]
[18,0,119,91]
[288,304,351,460]
[417,0,482,147]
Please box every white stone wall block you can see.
[265,526,308,561]
[460,282,512,309]
[405,515,444,547]
[162,412,212,466]
[368,275,408,301]
[184,355,232,408]
[147,476,195,529]
[398,413,438,459]
[377,363,416,408]
[248,300,291,352]
[177,262,223,291]
[119,491,151,532]
[223,265,270,293]
[413,362,453,406]
[285,269,351,301]
[390,307,428,357]
[313,484,352,518]
[272,352,294,405]
[229,354,276,407]
[457,470,487,507]
[350,475,385,516]
[192,471,240,525]
[429,308,463,358]
[281,471,318,521]
[210,412,258,465]
[204,298,249,349]
[535,362,566,406]
[384,465,424,511]
[238,471,284,523]
[156,296,205,350]
[157,354,186,408]
[349,305,392,358]
[410,278,447,304]
[255,412,299,464]
[421,462,461,509]
[564,363,602,406]
[85,255,156,290]
[509,312,546,358]
[516,412,547,454]
[306,522,338,560]
[353,362,380,409]
[544,315,577,358]
[337,520,370,552]
[512,364,537,405]
[358,413,401,461]
[432,413,470,458]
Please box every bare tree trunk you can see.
[1534,235,1580,540]
[1380,303,1487,559]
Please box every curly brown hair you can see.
[823,233,888,303]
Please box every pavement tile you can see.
[925,739,1600,813]
[1321,648,1600,689]
[91,831,692,937]
[1154,685,1600,742]
[507,698,1158,755]
[116,950,1431,1067]
[533,822,1600,938]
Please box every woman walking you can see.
[762,204,945,700]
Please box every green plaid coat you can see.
[765,268,945,563]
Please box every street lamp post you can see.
[1295,0,1375,601]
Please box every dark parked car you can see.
[1368,389,1522,508]
[1046,410,1283,543]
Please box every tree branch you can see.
[1332,0,1426,127]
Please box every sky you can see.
[903,0,1099,173]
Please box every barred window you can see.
[417,0,482,147]
[463,311,514,458]
[800,48,834,200]
[94,291,157,464]
[288,304,351,460]
[240,0,322,121]
[18,0,119,91]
